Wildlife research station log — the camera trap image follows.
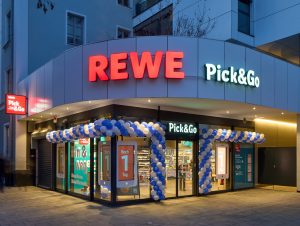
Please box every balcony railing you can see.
[135,0,162,16]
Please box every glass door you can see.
[165,140,177,198]
[177,140,194,197]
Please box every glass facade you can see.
[68,139,91,196]
[116,136,151,201]
[56,143,65,190]
[49,118,256,205]
[95,137,111,201]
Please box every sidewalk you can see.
[0,187,300,226]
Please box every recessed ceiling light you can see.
[254,115,257,118]
[226,110,230,114]
[66,107,69,110]
[88,101,92,104]
[252,107,256,110]
[281,112,284,115]
[147,99,151,103]
[50,112,53,115]
[40,115,43,118]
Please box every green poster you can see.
[234,143,254,189]
[71,139,90,192]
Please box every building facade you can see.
[1,0,300,205]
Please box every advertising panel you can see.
[116,141,138,195]
[234,144,254,189]
[5,94,27,115]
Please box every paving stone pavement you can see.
[1,187,300,226]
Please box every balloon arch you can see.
[46,118,265,200]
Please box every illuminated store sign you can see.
[205,63,260,88]
[168,122,197,134]
[89,51,185,81]
[5,94,27,115]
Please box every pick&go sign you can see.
[89,51,185,81]
[5,94,27,115]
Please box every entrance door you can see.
[165,140,195,198]
[177,140,194,197]
[258,147,296,187]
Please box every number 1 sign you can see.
[117,141,138,188]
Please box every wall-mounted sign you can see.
[205,63,260,88]
[168,122,197,134]
[5,94,27,115]
[89,51,185,81]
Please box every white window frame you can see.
[116,25,132,39]
[65,10,86,46]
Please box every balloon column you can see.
[199,128,265,195]
[46,119,166,201]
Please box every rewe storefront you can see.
[16,37,300,205]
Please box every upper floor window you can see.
[238,0,251,35]
[118,0,130,7]
[117,27,131,39]
[67,12,85,45]
[3,11,12,47]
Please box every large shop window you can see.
[199,124,231,192]
[68,139,91,196]
[234,143,254,189]
[116,136,151,201]
[56,143,66,190]
[95,137,112,201]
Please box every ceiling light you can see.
[66,107,69,110]
[88,101,92,104]
[226,110,230,114]
[50,112,53,115]
[252,107,256,110]
[254,115,257,118]
[254,118,296,127]
[281,112,284,115]
[147,99,151,103]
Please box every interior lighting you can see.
[254,118,296,127]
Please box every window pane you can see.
[68,139,91,196]
[238,13,250,34]
[67,13,84,45]
[116,137,151,201]
[56,143,65,190]
[95,137,112,201]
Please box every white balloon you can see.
[106,130,112,137]
[151,190,157,196]
[151,172,156,178]
[154,195,159,200]
[154,176,159,181]
[157,181,162,187]
[156,162,162,168]
[199,188,204,193]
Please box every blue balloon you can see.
[150,181,156,186]
[153,167,159,172]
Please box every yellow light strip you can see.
[254,118,296,127]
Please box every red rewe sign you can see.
[5,94,27,115]
[89,51,185,81]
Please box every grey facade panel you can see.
[287,64,299,112]
[260,54,275,108]
[197,39,225,100]
[64,46,83,104]
[167,37,198,77]
[274,59,288,110]
[52,54,65,108]
[82,42,108,101]
[20,37,300,115]
[245,48,261,105]
[224,42,246,103]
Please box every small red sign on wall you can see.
[5,94,27,115]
